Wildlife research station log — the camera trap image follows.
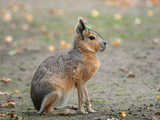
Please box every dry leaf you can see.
[0,113,6,117]
[16,48,23,54]
[25,13,34,22]
[152,38,159,44]
[127,72,136,78]
[18,116,23,120]
[156,95,160,99]
[152,0,159,5]
[121,112,126,117]
[5,35,13,44]
[60,41,72,48]
[49,9,64,15]
[119,67,128,73]
[0,101,16,108]
[48,45,55,52]
[114,14,122,20]
[14,90,20,94]
[91,10,100,17]
[147,10,155,17]
[112,39,121,47]
[0,77,12,84]
[0,91,10,96]
[135,18,141,25]
[3,11,12,22]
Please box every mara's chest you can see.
[72,55,100,82]
[82,57,100,81]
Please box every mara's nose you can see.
[103,41,107,46]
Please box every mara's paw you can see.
[87,107,96,113]
[78,107,88,114]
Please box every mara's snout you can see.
[100,40,107,52]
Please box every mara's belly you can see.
[54,88,73,107]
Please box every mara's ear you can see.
[75,17,86,40]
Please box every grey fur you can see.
[31,43,83,111]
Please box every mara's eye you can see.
[88,36,95,40]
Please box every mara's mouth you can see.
[99,46,106,52]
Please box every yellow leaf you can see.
[14,90,20,94]
[156,95,160,99]
[66,43,72,48]
[91,10,99,17]
[48,45,55,52]
[25,14,33,22]
[121,112,126,117]
[112,39,121,47]
[147,10,155,17]
[60,41,72,48]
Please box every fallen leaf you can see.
[152,0,159,5]
[5,35,13,44]
[135,18,141,25]
[152,38,160,44]
[49,9,64,15]
[112,39,121,47]
[0,91,10,96]
[119,67,128,73]
[147,10,155,17]
[2,11,12,22]
[8,50,16,56]
[121,112,126,117]
[17,116,23,120]
[25,13,34,22]
[14,90,20,94]
[127,72,136,78]
[60,41,72,48]
[48,45,55,52]
[16,48,23,54]
[0,101,16,108]
[156,95,160,99]
[0,77,12,84]
[114,14,122,20]
[91,10,100,17]
[0,113,6,117]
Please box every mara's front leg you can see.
[76,82,88,114]
[83,85,96,113]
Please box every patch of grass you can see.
[93,99,105,104]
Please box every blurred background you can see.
[0,0,160,120]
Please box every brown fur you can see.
[30,17,107,115]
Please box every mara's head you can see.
[74,17,107,53]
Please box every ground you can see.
[0,0,160,120]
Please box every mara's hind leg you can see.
[38,92,76,115]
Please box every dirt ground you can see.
[0,0,160,120]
